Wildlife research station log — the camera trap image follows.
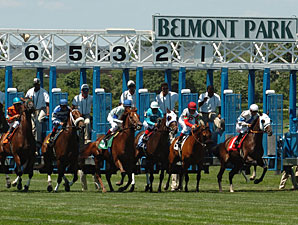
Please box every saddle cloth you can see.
[136,131,154,150]
[46,129,64,145]
[227,134,248,151]
[173,135,189,151]
[2,127,19,144]
[98,132,119,150]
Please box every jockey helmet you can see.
[59,99,68,106]
[188,102,197,110]
[249,104,259,112]
[123,99,132,107]
[150,101,159,109]
[13,97,22,105]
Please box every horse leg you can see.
[68,162,79,187]
[118,172,132,192]
[105,171,114,192]
[184,171,189,192]
[250,165,257,180]
[129,173,135,192]
[94,173,107,193]
[196,164,203,192]
[217,164,225,192]
[254,159,267,184]
[228,163,242,193]
[54,161,65,192]
[1,157,11,188]
[158,169,165,193]
[12,154,23,190]
[78,170,88,191]
[115,159,126,186]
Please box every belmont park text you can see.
[153,16,297,42]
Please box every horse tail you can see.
[211,144,220,158]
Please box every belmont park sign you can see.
[153,15,297,42]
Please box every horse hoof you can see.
[23,185,29,192]
[116,181,123,186]
[164,184,169,191]
[144,184,150,192]
[185,188,188,192]
[129,185,135,192]
[6,183,11,189]
[47,185,53,192]
[102,188,107,193]
[118,187,125,192]
[17,182,22,191]
[196,188,199,192]
[149,187,153,192]
[250,177,255,181]
[12,182,17,187]
[64,183,70,192]
[254,179,261,184]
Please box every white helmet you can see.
[150,101,159,109]
[249,104,259,112]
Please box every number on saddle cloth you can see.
[173,135,188,151]
[228,134,248,151]
[98,132,119,150]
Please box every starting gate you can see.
[6,88,24,108]
[91,88,112,141]
[265,90,283,170]
[180,89,198,113]
[138,89,156,124]
[224,90,242,136]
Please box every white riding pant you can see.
[107,115,121,133]
[178,117,192,135]
[236,123,249,134]
[9,120,20,129]
[83,115,91,142]
[143,121,154,130]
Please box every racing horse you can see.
[41,109,85,192]
[80,108,142,192]
[0,103,9,133]
[134,109,178,192]
[0,99,35,191]
[165,124,212,192]
[212,113,272,192]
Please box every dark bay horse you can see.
[41,109,85,192]
[134,109,178,192]
[212,113,272,192]
[80,108,142,192]
[0,104,9,134]
[165,124,212,192]
[0,99,35,191]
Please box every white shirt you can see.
[72,93,93,115]
[198,92,221,113]
[0,91,4,105]
[120,90,136,107]
[179,108,199,125]
[156,91,179,113]
[25,87,49,109]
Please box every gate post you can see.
[263,68,270,113]
[80,68,87,90]
[36,68,44,88]
[93,66,101,134]
[206,69,213,87]
[5,66,12,112]
[165,69,172,91]
[220,68,228,119]
[136,67,143,114]
[178,67,186,116]
[49,66,57,131]
[122,68,129,92]
[289,70,297,133]
[248,69,255,108]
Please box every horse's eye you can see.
[167,116,171,121]
[261,119,265,124]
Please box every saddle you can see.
[98,131,119,150]
[173,135,189,159]
[2,127,19,144]
[46,129,64,146]
[227,134,248,152]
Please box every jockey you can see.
[48,99,71,145]
[103,99,132,144]
[177,102,200,147]
[142,101,163,142]
[234,103,259,146]
[5,97,23,141]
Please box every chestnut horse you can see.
[134,109,178,192]
[41,109,85,192]
[212,113,272,192]
[80,108,142,192]
[0,99,36,191]
[165,124,212,192]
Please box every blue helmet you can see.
[59,99,68,106]
[123,99,132,107]
[13,97,22,105]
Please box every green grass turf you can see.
[0,167,297,225]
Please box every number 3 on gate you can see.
[22,43,42,62]
[110,45,128,63]
[67,44,85,63]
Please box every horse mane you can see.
[251,115,260,131]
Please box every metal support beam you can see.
[248,69,255,108]
[263,68,270,113]
[136,67,143,114]
[5,66,12,112]
[122,68,129,92]
[80,68,87,90]
[206,69,213,87]
[36,68,44,88]
[220,68,228,119]
[92,66,100,140]
[165,69,172,91]
[178,67,186,116]
[49,66,57,131]
[289,70,297,133]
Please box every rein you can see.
[191,128,206,147]
[249,130,264,134]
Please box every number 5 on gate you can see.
[67,44,85,63]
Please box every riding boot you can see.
[234,133,244,148]
[177,134,184,148]
[48,132,56,147]
[4,127,15,143]
[103,129,112,146]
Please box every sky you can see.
[0,0,297,30]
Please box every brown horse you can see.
[41,109,85,192]
[0,99,36,191]
[0,104,9,134]
[212,113,272,192]
[165,124,212,192]
[80,108,142,192]
[134,109,178,192]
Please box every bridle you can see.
[191,125,207,147]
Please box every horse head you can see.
[70,109,85,131]
[259,113,273,136]
[166,109,178,135]
[192,124,212,145]
[123,108,142,131]
[22,98,35,114]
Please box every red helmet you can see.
[188,102,196,110]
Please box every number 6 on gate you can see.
[22,43,42,62]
